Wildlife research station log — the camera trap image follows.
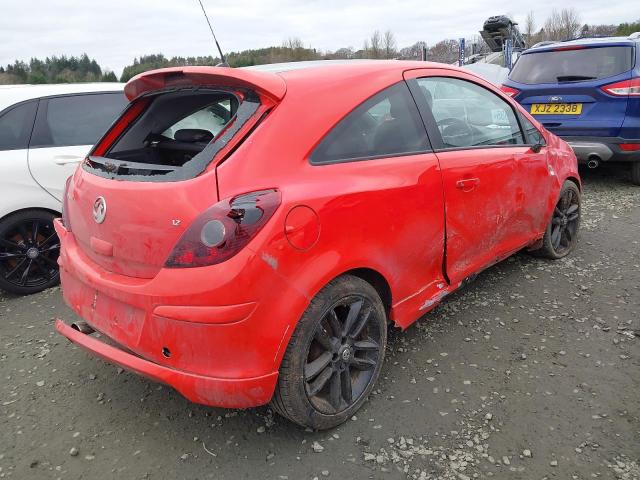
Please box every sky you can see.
[1,0,637,77]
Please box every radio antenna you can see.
[196,0,229,67]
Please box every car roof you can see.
[244,59,457,75]
[124,60,469,102]
[0,82,124,112]
[525,36,639,54]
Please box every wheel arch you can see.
[0,206,61,225]
[341,267,393,316]
[565,175,582,191]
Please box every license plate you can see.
[530,103,582,115]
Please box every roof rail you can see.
[629,32,640,39]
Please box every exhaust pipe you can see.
[71,321,95,335]
[587,156,600,169]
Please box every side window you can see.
[310,82,429,164]
[0,101,37,151]
[416,77,524,149]
[31,93,127,148]
[520,116,545,145]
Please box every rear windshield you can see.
[510,46,634,84]
[84,88,260,182]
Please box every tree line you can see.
[0,54,117,84]
[1,11,638,85]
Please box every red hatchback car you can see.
[55,60,581,429]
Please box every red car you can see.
[55,61,581,429]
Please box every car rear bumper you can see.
[562,136,640,163]
[53,218,309,409]
[55,319,278,408]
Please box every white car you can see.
[0,83,126,294]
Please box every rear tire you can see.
[0,210,60,295]
[271,275,387,430]
[631,162,640,186]
[533,181,581,259]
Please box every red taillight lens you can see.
[601,78,640,97]
[165,189,281,268]
[92,97,150,157]
[500,85,520,97]
[619,143,640,152]
[61,176,73,231]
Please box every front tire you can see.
[271,275,387,429]
[534,181,581,259]
[0,210,60,295]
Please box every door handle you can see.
[53,155,84,165]
[455,178,480,192]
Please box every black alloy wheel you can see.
[535,181,581,259]
[271,275,387,430]
[0,210,60,295]
[304,295,382,415]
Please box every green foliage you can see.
[0,54,115,84]
[616,21,640,36]
[118,46,321,82]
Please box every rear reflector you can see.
[500,85,520,97]
[619,143,640,152]
[601,78,640,96]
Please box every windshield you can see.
[510,46,634,84]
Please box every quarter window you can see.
[0,101,37,151]
[310,82,429,164]
[416,77,524,149]
[31,93,127,148]
[520,116,545,145]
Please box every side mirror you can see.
[530,143,544,153]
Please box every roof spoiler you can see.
[124,66,287,102]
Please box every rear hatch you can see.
[506,44,635,137]
[65,67,284,278]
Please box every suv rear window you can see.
[510,46,634,84]
[85,88,260,182]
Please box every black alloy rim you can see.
[304,295,382,415]
[0,219,60,289]
[550,188,580,255]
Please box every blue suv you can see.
[501,34,640,184]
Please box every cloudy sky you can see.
[1,0,637,76]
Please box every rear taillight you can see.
[601,78,640,96]
[165,189,281,268]
[619,143,640,151]
[61,176,73,231]
[500,85,520,97]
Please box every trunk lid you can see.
[66,168,218,278]
[65,66,284,278]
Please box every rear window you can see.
[510,46,634,84]
[85,88,260,182]
[0,101,37,151]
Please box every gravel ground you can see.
[1,165,638,480]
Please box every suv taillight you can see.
[601,78,640,96]
[500,85,520,97]
[165,189,281,268]
[61,176,73,231]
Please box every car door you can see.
[0,100,39,216]
[305,80,448,323]
[28,92,127,201]
[406,70,537,285]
